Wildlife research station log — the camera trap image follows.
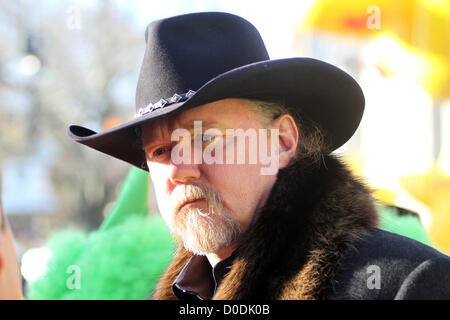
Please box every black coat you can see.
[330,228,450,299]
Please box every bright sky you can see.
[122,0,316,59]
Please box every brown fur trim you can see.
[153,154,378,299]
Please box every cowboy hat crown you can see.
[136,12,269,111]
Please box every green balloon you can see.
[377,202,433,247]
[27,167,175,300]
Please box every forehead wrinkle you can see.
[180,120,222,131]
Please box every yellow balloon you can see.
[401,170,450,254]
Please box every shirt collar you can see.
[172,251,237,300]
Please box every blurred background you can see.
[0,0,449,296]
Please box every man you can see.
[0,177,23,300]
[68,12,450,299]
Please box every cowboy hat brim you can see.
[68,57,364,171]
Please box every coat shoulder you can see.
[328,228,450,299]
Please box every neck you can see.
[206,241,239,267]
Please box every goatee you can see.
[171,184,242,255]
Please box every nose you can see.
[168,162,201,185]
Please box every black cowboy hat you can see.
[68,11,365,171]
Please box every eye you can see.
[154,147,168,156]
[193,133,217,144]
[201,134,214,142]
[146,146,170,162]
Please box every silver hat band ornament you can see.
[135,90,196,118]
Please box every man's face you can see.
[0,202,23,299]
[141,98,278,255]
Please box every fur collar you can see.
[152,154,378,299]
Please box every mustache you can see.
[171,184,221,215]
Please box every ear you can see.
[270,114,298,169]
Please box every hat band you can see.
[135,90,196,118]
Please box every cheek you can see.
[148,164,173,223]
[204,163,268,221]
[148,161,172,191]
[230,169,276,232]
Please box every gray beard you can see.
[173,207,242,255]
